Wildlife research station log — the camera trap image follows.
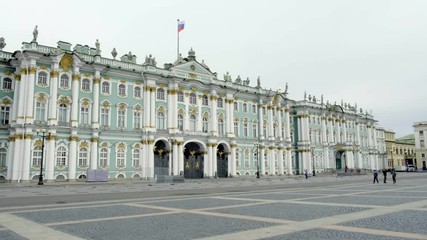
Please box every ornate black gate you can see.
[184,142,204,179]
[154,141,169,176]
[217,144,228,178]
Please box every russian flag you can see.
[178,20,185,32]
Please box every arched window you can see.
[157,88,165,100]
[56,146,67,167]
[217,98,223,108]
[133,149,140,167]
[82,78,91,91]
[58,103,68,124]
[118,84,126,97]
[189,93,197,104]
[252,121,258,138]
[243,120,248,137]
[233,102,238,111]
[243,103,248,112]
[134,86,141,98]
[234,119,239,136]
[99,148,108,167]
[157,111,165,130]
[244,149,250,168]
[2,78,12,90]
[60,75,70,89]
[177,91,184,102]
[202,95,208,106]
[116,148,125,167]
[190,114,196,132]
[0,148,6,167]
[101,107,110,127]
[32,146,42,167]
[78,148,88,167]
[37,72,48,85]
[101,81,110,94]
[178,114,184,131]
[218,118,224,136]
[202,116,208,133]
[0,106,10,125]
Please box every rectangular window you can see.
[118,109,126,128]
[234,102,238,111]
[134,112,141,129]
[36,102,46,121]
[80,106,89,125]
[0,106,10,125]
[101,108,109,127]
[234,121,239,136]
[252,104,257,114]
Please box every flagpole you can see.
[177,19,180,60]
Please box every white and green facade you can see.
[0,37,383,182]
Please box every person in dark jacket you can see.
[373,170,379,183]
[382,169,387,183]
[391,168,397,184]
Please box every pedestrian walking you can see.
[304,169,308,179]
[382,169,387,183]
[373,170,379,183]
[392,169,397,184]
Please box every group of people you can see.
[373,168,397,184]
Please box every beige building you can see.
[413,121,427,170]
[384,130,416,170]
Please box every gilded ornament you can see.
[15,75,21,81]
[20,68,27,75]
[29,67,37,74]
[189,73,197,79]
[34,139,43,146]
[70,136,79,142]
[91,137,99,142]
[210,95,217,101]
[50,71,59,78]
[118,142,125,149]
[93,77,101,84]
[72,74,81,81]
[80,142,89,148]
[2,98,11,105]
[101,142,109,148]
[103,75,110,80]
[59,54,73,72]
[40,65,48,70]
[5,71,12,76]
[119,79,126,84]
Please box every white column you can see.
[11,134,23,181]
[90,134,99,170]
[48,68,59,126]
[6,136,15,180]
[328,117,334,144]
[92,73,100,129]
[151,89,156,130]
[46,134,55,181]
[147,139,154,178]
[178,142,184,174]
[21,133,32,181]
[210,93,218,136]
[212,145,218,176]
[230,144,236,177]
[207,144,212,177]
[269,146,275,174]
[197,94,202,132]
[278,147,284,175]
[184,93,189,131]
[258,103,264,140]
[16,68,26,125]
[11,72,21,123]
[71,71,80,127]
[143,87,151,129]
[337,119,342,143]
[172,141,178,175]
[284,108,290,141]
[25,66,36,125]
[343,119,348,144]
[68,134,78,181]
[268,105,274,140]
[277,107,283,140]
[260,145,265,175]
[286,148,293,175]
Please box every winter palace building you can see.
[0,32,385,182]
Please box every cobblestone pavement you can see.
[0,173,426,239]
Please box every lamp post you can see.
[36,129,50,185]
[254,142,260,178]
[311,146,315,176]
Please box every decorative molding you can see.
[50,71,59,78]
[29,67,37,74]
[69,136,79,142]
[72,74,81,81]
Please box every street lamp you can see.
[36,129,50,185]
[311,146,315,176]
[254,143,260,178]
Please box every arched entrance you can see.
[154,140,170,176]
[184,142,204,179]
[216,144,228,178]
[335,150,345,170]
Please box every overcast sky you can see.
[2,0,426,137]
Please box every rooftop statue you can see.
[0,37,5,50]
[284,82,288,95]
[128,51,133,61]
[223,71,232,82]
[95,39,101,55]
[304,91,307,101]
[257,76,261,88]
[243,77,250,86]
[235,75,242,85]
[145,54,157,66]
[321,94,324,104]
[32,25,38,42]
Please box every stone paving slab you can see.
[14,205,165,224]
[52,213,278,240]
[226,192,326,201]
[300,195,423,206]
[340,210,427,235]
[140,197,257,210]
[261,228,415,240]
[0,230,27,240]
[208,202,369,221]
